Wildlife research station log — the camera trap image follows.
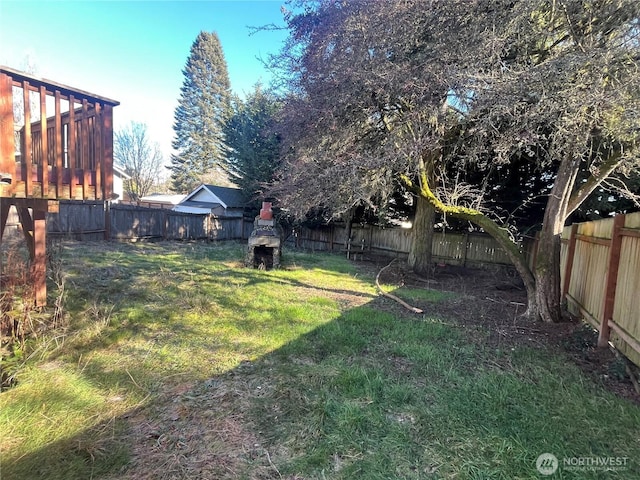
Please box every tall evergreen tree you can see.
[169,31,231,193]
[223,85,281,211]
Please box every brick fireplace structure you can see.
[246,202,281,269]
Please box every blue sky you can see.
[0,0,289,166]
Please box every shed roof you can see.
[182,184,246,209]
[203,184,246,208]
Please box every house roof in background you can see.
[113,163,131,179]
[183,184,245,209]
[140,193,186,205]
[179,200,222,209]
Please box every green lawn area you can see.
[1,241,639,479]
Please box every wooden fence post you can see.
[598,214,625,348]
[104,201,111,241]
[562,224,579,299]
[163,210,169,240]
[329,225,334,251]
[462,232,469,268]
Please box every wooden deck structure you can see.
[0,65,119,305]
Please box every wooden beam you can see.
[40,85,48,194]
[102,104,114,200]
[55,90,63,196]
[32,207,47,306]
[621,227,640,239]
[16,206,35,258]
[4,197,56,211]
[0,201,9,239]
[23,80,33,196]
[575,233,610,246]
[598,214,626,347]
[1,65,120,108]
[0,72,16,195]
[82,99,90,198]
[68,94,76,174]
[609,320,640,357]
[94,103,102,198]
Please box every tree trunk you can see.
[534,231,563,323]
[535,156,580,323]
[408,195,435,276]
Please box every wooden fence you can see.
[4,201,254,242]
[291,223,530,267]
[561,211,640,367]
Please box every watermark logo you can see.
[536,453,559,476]
[536,453,630,475]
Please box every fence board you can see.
[563,211,640,367]
[611,217,640,366]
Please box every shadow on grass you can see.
[4,243,640,479]
[6,302,640,479]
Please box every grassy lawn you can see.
[1,240,639,479]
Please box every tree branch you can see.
[566,151,623,216]
[375,259,423,314]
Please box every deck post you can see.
[32,207,47,306]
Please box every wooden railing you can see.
[1,65,119,305]
[0,65,119,201]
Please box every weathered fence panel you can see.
[368,226,413,256]
[110,204,166,240]
[562,212,640,367]
[164,211,208,240]
[48,201,107,240]
[292,224,524,267]
[293,225,334,251]
[0,201,250,242]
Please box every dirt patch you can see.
[108,374,286,480]
[370,258,640,405]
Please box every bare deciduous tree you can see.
[114,122,165,200]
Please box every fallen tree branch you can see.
[375,259,423,314]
